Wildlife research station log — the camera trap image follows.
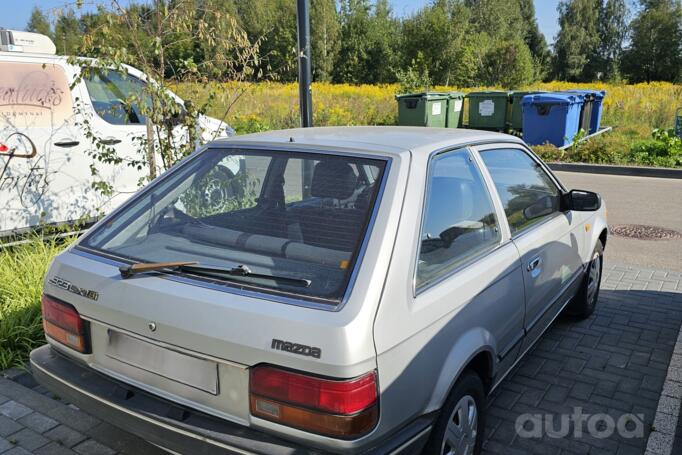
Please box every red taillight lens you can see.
[0,144,8,153]
[41,294,88,353]
[250,365,378,438]
[251,366,377,414]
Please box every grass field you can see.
[177,81,682,167]
[0,239,72,370]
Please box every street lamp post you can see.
[296,0,313,128]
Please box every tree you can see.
[623,0,682,82]
[26,7,52,38]
[310,0,340,82]
[334,0,400,84]
[595,0,629,81]
[464,0,541,86]
[73,0,263,189]
[54,9,83,55]
[465,0,524,40]
[233,0,298,81]
[333,0,371,83]
[553,0,601,81]
[365,0,400,83]
[479,36,535,88]
[518,0,551,80]
[401,0,477,86]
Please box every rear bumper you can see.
[30,345,431,455]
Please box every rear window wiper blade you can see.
[119,262,311,288]
[119,261,197,278]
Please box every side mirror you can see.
[561,189,601,212]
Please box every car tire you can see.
[423,370,486,455]
[565,241,604,319]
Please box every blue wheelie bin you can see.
[522,93,583,147]
[562,89,606,134]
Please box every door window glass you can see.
[480,148,560,235]
[417,149,501,288]
[83,69,151,125]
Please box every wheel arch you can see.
[599,227,608,249]
[425,328,496,413]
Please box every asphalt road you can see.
[556,171,682,271]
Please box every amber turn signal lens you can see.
[43,320,87,352]
[41,294,89,353]
[250,396,378,438]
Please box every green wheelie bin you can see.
[467,91,511,131]
[509,91,545,131]
[396,92,448,127]
[445,92,466,128]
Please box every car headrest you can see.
[311,161,358,199]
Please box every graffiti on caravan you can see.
[0,62,73,128]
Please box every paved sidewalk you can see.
[483,264,682,455]
[1,263,681,454]
[0,373,165,454]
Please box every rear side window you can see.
[417,149,501,289]
[479,148,561,235]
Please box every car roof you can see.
[213,126,524,155]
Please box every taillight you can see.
[41,294,89,353]
[249,365,378,438]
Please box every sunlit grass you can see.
[0,238,71,370]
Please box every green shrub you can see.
[231,114,272,135]
[0,238,70,370]
[531,132,630,165]
[629,129,682,167]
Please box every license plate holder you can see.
[106,330,219,395]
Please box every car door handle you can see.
[527,257,542,272]
[100,138,122,145]
[53,140,80,148]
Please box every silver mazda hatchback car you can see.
[31,127,607,455]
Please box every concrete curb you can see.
[548,162,682,179]
[645,324,682,455]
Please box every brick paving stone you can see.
[3,447,35,455]
[72,439,116,455]
[0,437,14,453]
[33,443,77,455]
[0,416,22,438]
[16,415,57,435]
[41,426,86,449]
[7,428,49,452]
[0,402,32,421]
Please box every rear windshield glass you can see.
[80,148,387,304]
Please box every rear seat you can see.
[181,223,350,267]
[288,160,365,251]
[180,160,370,266]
